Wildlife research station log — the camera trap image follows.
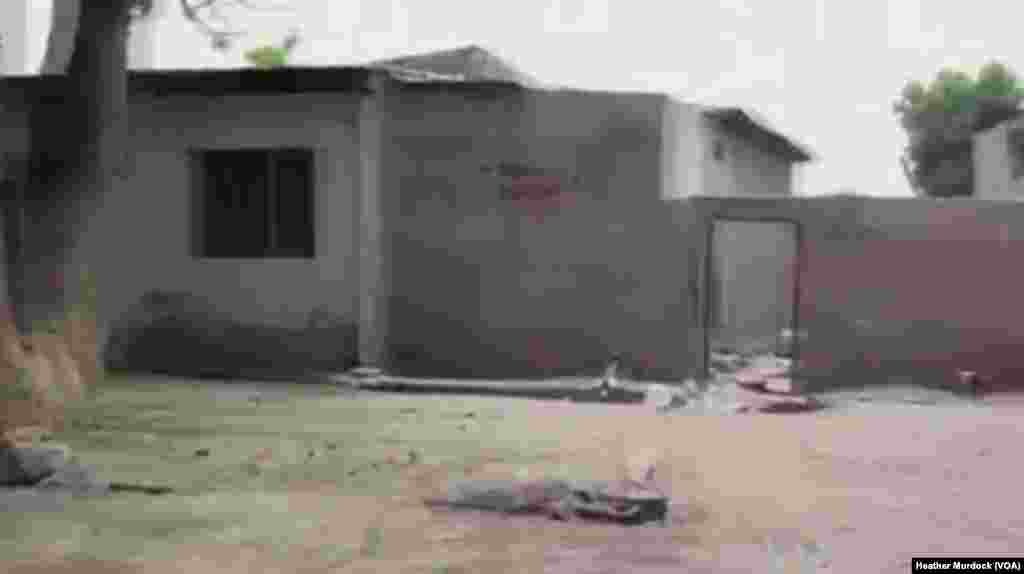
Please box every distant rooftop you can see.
[702,105,814,163]
[368,45,542,88]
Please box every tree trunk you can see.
[39,0,81,75]
[10,2,131,331]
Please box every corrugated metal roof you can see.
[703,106,814,163]
[368,45,541,88]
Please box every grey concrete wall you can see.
[700,117,794,196]
[379,86,704,380]
[659,97,704,199]
[692,195,1024,393]
[0,86,31,173]
[974,119,1024,200]
[0,88,31,315]
[68,92,363,356]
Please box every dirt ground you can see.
[5,379,1024,573]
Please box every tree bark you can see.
[10,2,132,331]
[39,0,81,75]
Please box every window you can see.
[712,139,726,162]
[1009,129,1024,180]
[193,148,315,259]
[712,140,726,162]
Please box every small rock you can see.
[325,442,338,451]
[754,395,825,414]
[408,450,420,465]
[734,375,767,391]
[763,377,793,394]
[36,458,110,496]
[247,394,262,403]
[0,445,70,486]
[194,448,211,458]
[463,411,477,419]
[682,379,701,397]
[644,384,676,410]
[728,402,752,414]
[347,366,383,384]
[350,366,382,377]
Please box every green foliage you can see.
[894,61,1024,197]
[244,45,290,69]
[244,31,300,69]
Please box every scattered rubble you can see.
[0,444,70,487]
[657,349,824,415]
[424,477,671,526]
[332,365,385,388]
[36,458,110,496]
[1,443,111,500]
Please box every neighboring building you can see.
[369,45,544,88]
[0,46,812,380]
[974,113,1024,200]
[0,0,52,76]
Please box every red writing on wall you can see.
[502,175,575,223]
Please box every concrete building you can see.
[974,113,1024,200]
[0,47,811,381]
[0,0,52,76]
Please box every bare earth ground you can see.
[3,376,1023,573]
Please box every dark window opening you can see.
[193,148,315,259]
[712,139,726,162]
[1009,129,1024,180]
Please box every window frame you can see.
[1009,129,1024,181]
[190,147,316,260]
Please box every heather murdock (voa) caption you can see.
[913,558,1024,572]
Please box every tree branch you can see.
[178,0,294,49]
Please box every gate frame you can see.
[701,215,805,382]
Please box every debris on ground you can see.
[729,354,793,391]
[0,443,125,499]
[0,444,70,486]
[571,381,646,404]
[423,477,670,526]
[36,457,110,496]
[348,366,384,383]
[661,349,826,415]
[330,365,385,389]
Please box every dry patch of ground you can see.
[3,377,1023,573]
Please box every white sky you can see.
[109,1,1024,196]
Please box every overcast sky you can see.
[117,0,1024,197]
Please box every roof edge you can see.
[702,106,814,163]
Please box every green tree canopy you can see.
[244,30,300,69]
[894,61,1024,198]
